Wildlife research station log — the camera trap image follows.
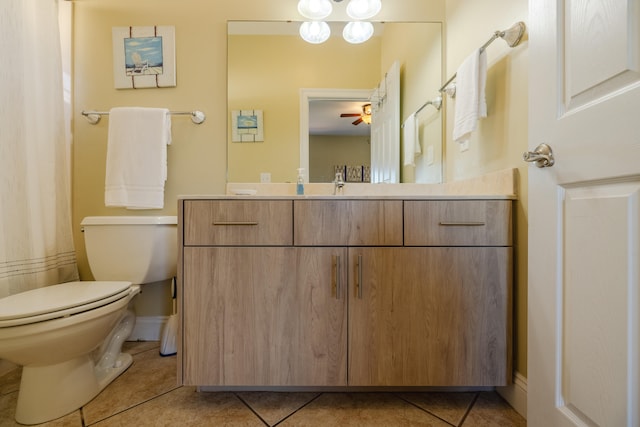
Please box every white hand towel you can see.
[402,113,421,166]
[452,49,487,144]
[105,107,172,209]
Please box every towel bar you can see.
[402,96,443,128]
[81,110,206,125]
[439,21,526,96]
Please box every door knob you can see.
[523,143,554,168]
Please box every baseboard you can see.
[128,315,168,341]
[497,371,527,419]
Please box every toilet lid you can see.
[0,281,132,326]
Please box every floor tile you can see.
[235,391,320,425]
[398,392,476,426]
[0,391,83,427]
[0,341,527,427]
[462,392,526,426]
[82,348,179,425]
[0,368,20,397]
[278,392,451,427]
[90,387,265,427]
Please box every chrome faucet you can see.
[333,172,345,195]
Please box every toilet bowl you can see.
[0,216,177,425]
[0,281,139,425]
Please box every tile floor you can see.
[0,342,526,426]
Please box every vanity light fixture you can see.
[346,0,381,20]
[298,0,381,44]
[343,21,374,44]
[297,0,333,20]
[299,21,331,44]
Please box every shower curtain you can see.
[0,0,79,298]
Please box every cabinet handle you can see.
[332,255,341,299]
[356,254,363,299]
[439,221,485,226]
[212,221,259,226]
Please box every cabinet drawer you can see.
[183,200,293,246]
[404,200,512,246]
[294,200,403,246]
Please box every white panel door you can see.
[528,0,640,426]
[370,61,400,183]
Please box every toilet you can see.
[0,216,177,425]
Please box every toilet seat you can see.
[0,281,133,328]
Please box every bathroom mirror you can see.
[227,21,443,184]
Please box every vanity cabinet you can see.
[178,197,512,388]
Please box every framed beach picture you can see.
[112,26,176,89]
[231,110,264,142]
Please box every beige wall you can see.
[445,0,529,377]
[381,23,443,183]
[309,135,370,182]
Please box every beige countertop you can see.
[179,168,518,201]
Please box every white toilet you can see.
[0,216,177,425]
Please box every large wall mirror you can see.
[227,21,443,184]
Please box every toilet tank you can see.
[81,216,177,284]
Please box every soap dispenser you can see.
[296,168,305,195]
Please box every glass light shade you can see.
[343,21,374,44]
[346,0,382,20]
[361,103,372,124]
[299,21,331,44]
[297,0,333,20]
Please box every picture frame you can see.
[112,26,176,89]
[231,110,264,142]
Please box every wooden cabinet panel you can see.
[179,196,513,388]
[184,200,293,246]
[404,200,512,246]
[294,200,403,246]
[348,247,512,386]
[182,246,347,386]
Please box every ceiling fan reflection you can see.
[340,103,372,125]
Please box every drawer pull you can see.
[213,221,259,226]
[439,221,485,226]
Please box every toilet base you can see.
[15,352,133,425]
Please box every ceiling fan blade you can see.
[340,113,361,117]
[352,117,363,125]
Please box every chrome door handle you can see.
[523,143,554,168]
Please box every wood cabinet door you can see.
[182,247,347,386]
[348,247,512,386]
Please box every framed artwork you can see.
[231,110,264,142]
[112,26,176,89]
